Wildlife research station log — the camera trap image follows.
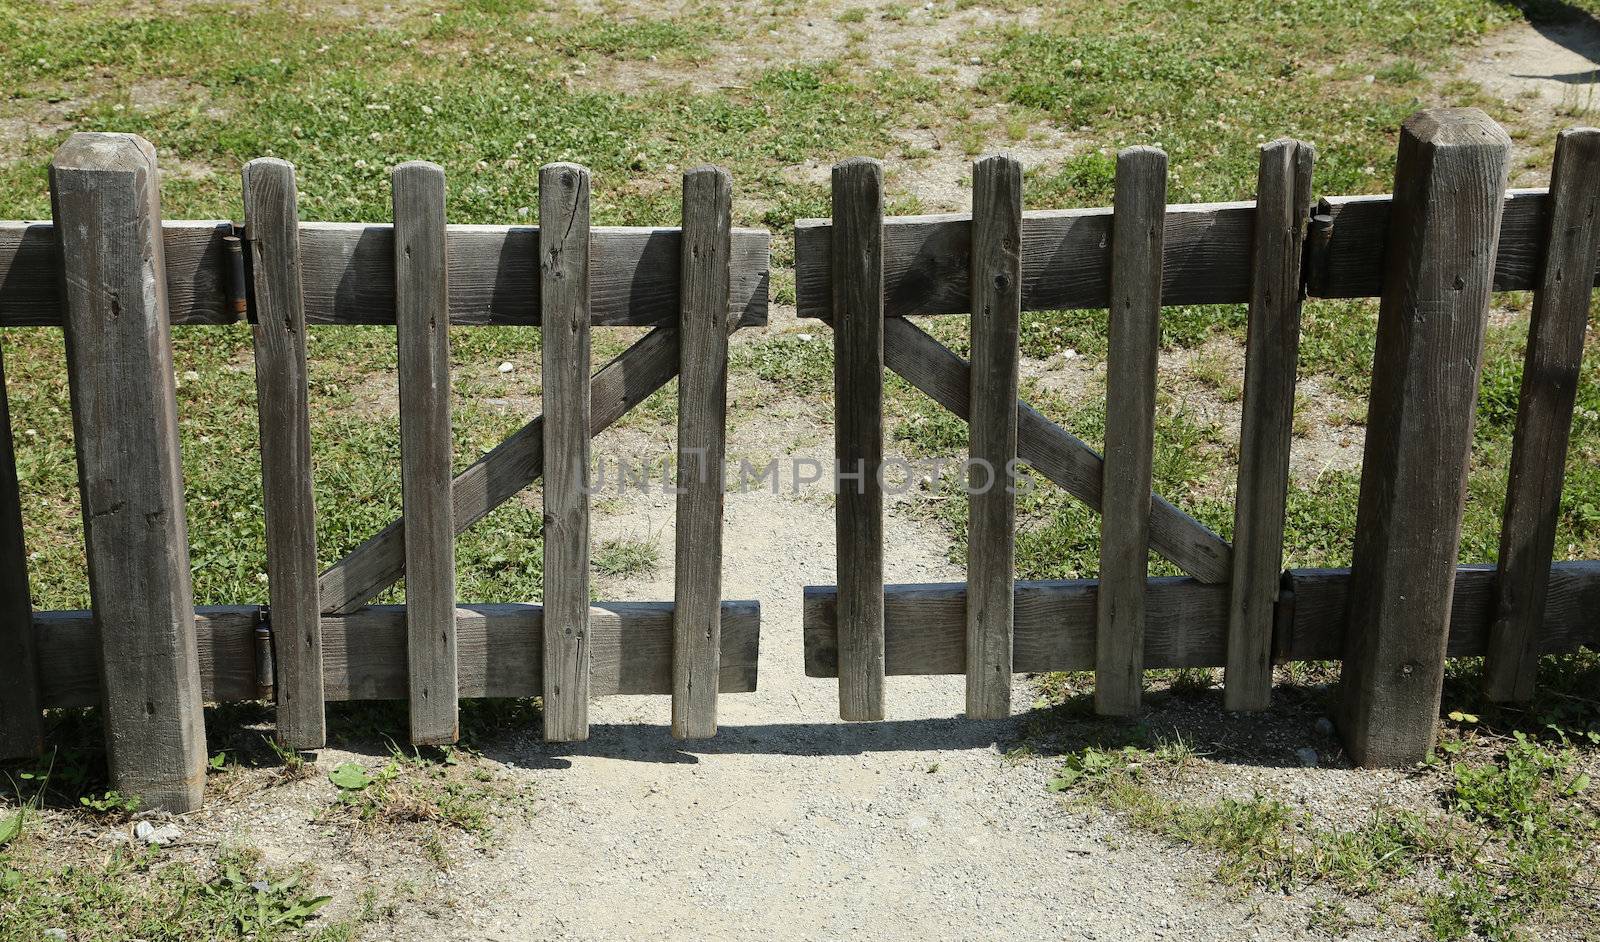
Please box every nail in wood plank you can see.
[1484,127,1600,702]
[1339,109,1511,766]
[966,155,1022,719]
[1096,146,1167,717]
[831,158,886,721]
[540,163,592,742]
[673,166,733,739]
[242,158,325,749]
[51,133,206,811]
[0,341,40,759]
[394,161,458,745]
[1224,139,1316,711]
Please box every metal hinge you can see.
[1302,206,1334,300]
[252,605,274,701]
[224,222,255,324]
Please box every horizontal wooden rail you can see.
[34,600,760,709]
[1311,189,1554,299]
[801,562,1600,677]
[0,220,769,328]
[793,188,1569,319]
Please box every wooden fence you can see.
[798,108,1600,767]
[0,133,771,811]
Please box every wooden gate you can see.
[0,132,771,811]
[798,108,1600,767]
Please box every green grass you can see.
[591,536,661,579]
[1,0,1594,610]
[1034,652,1600,940]
[0,844,359,942]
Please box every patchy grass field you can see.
[3,0,1600,939]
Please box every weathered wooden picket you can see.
[799,108,1600,768]
[0,132,771,811]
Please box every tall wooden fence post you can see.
[1224,139,1315,711]
[1483,127,1600,702]
[966,154,1022,720]
[51,133,206,811]
[832,157,886,721]
[1339,109,1511,766]
[541,162,593,743]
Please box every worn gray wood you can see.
[790,189,1575,320]
[1311,189,1567,300]
[35,600,763,709]
[800,562,1600,678]
[242,157,325,750]
[540,163,592,743]
[393,161,458,745]
[673,167,733,739]
[1484,128,1600,702]
[1286,563,1600,662]
[1096,146,1167,717]
[966,155,1022,720]
[0,342,40,759]
[1224,140,1315,712]
[881,318,1232,582]
[832,157,887,722]
[0,221,768,327]
[8,189,1584,329]
[318,326,678,614]
[1339,109,1511,768]
[50,133,206,812]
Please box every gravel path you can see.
[380,477,1367,941]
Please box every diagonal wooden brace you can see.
[318,326,679,614]
[882,317,1233,584]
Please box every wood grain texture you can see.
[1224,139,1315,711]
[242,157,324,750]
[965,155,1021,719]
[881,318,1231,583]
[393,161,458,745]
[1483,129,1600,702]
[1339,109,1511,768]
[831,157,887,721]
[672,167,732,739]
[0,221,768,327]
[1285,563,1600,661]
[35,601,763,708]
[50,133,206,812]
[318,326,678,614]
[0,342,40,759]
[800,562,1600,678]
[790,189,1576,319]
[540,163,592,743]
[1096,146,1167,717]
[1312,189,1566,300]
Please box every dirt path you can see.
[1459,14,1600,187]
[362,412,1364,941]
